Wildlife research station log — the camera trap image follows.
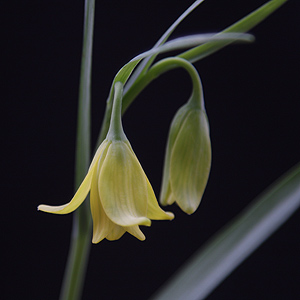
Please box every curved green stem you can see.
[96,57,202,147]
[107,82,126,141]
[59,1,95,300]
[123,57,203,113]
[96,0,288,147]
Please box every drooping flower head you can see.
[38,82,174,243]
[160,70,211,214]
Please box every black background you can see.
[3,0,300,299]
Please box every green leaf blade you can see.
[150,162,300,300]
[110,33,252,103]
[179,0,288,63]
[125,0,205,93]
[98,33,251,146]
[60,1,95,300]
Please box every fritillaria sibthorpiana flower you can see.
[160,72,211,215]
[38,82,174,243]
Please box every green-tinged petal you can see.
[160,105,191,206]
[126,225,146,241]
[170,109,211,214]
[160,140,173,206]
[38,164,95,215]
[164,190,176,207]
[99,141,151,227]
[90,162,112,244]
[106,225,126,241]
[146,178,174,220]
[161,180,174,206]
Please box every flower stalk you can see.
[122,57,204,115]
[106,83,127,141]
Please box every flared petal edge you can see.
[126,225,146,241]
[146,178,174,220]
[38,166,95,214]
[38,139,110,215]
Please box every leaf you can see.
[108,33,253,104]
[150,163,300,300]
[178,0,288,63]
[125,0,205,94]
[97,33,252,146]
[60,1,95,300]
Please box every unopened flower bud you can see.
[160,80,211,214]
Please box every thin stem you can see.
[151,58,203,109]
[107,82,126,141]
[96,58,203,147]
[59,1,95,300]
[124,0,205,94]
[122,57,203,113]
[96,0,289,161]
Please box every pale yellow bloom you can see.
[38,138,174,243]
[38,82,174,243]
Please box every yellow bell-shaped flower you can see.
[38,82,174,243]
[160,74,211,215]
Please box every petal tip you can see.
[166,212,175,220]
[141,218,152,227]
[37,204,46,212]
[92,238,101,244]
[181,204,197,215]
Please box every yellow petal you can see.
[38,139,109,215]
[38,166,95,215]
[90,163,112,243]
[106,225,126,241]
[146,178,174,220]
[99,141,151,227]
[124,141,173,220]
[126,225,146,241]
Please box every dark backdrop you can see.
[3,1,300,299]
